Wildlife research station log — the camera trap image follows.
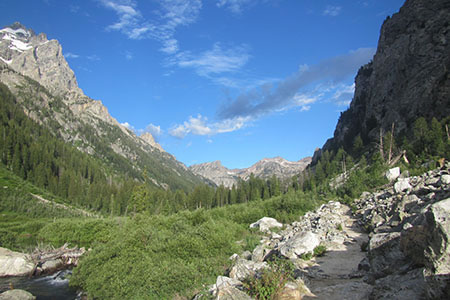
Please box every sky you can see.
[1,0,405,169]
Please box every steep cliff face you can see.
[0,22,82,97]
[0,22,203,190]
[325,0,450,152]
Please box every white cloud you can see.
[169,114,251,138]
[121,121,135,131]
[174,43,250,76]
[99,0,202,51]
[145,123,163,137]
[64,52,79,59]
[323,5,342,16]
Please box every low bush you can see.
[243,258,295,300]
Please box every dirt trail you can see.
[31,193,99,218]
[303,211,372,299]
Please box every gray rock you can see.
[370,269,427,300]
[251,244,270,262]
[394,178,412,193]
[276,278,314,300]
[279,231,320,259]
[385,167,400,182]
[441,174,450,185]
[229,259,267,281]
[0,248,34,277]
[250,217,283,232]
[41,259,63,273]
[214,284,252,300]
[426,198,450,275]
[0,289,36,300]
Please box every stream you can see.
[0,270,80,299]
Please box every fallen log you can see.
[29,243,86,276]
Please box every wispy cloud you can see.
[218,48,375,120]
[100,0,142,35]
[331,83,355,106]
[173,43,250,76]
[169,114,250,138]
[99,0,202,53]
[323,5,342,16]
[216,0,255,14]
[87,54,100,61]
[125,51,133,60]
[64,52,79,59]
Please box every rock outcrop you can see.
[323,0,450,153]
[190,157,312,188]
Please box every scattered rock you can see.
[394,178,412,193]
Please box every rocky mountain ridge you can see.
[198,164,450,299]
[190,156,312,188]
[322,0,450,154]
[0,22,203,190]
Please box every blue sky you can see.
[1,0,404,168]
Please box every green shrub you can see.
[313,245,327,257]
[243,258,295,300]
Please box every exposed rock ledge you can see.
[0,244,85,278]
[196,163,450,299]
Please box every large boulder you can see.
[213,276,251,300]
[0,289,36,300]
[229,258,268,281]
[369,232,409,278]
[426,198,450,275]
[250,217,283,232]
[275,278,314,300]
[385,167,400,182]
[0,248,34,277]
[279,231,320,259]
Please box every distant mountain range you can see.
[190,156,311,188]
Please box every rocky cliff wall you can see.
[324,0,450,152]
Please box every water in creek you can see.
[0,270,79,299]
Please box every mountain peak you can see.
[1,22,35,39]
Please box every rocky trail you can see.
[197,164,450,299]
[302,211,371,300]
